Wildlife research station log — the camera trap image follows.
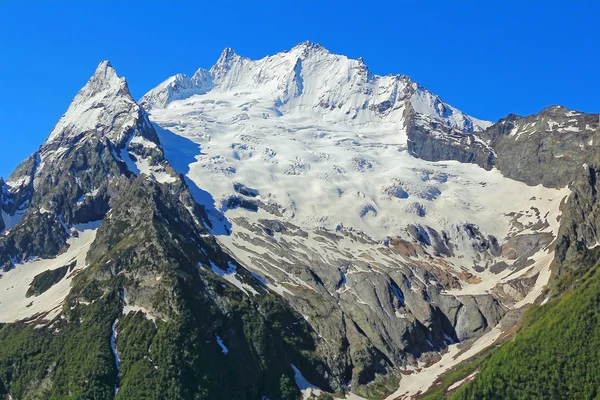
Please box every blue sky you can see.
[0,1,598,178]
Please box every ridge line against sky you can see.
[0,1,598,178]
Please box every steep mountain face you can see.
[0,43,596,400]
[553,163,600,275]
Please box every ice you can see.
[137,43,574,396]
[215,334,229,354]
[110,318,121,394]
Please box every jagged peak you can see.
[171,72,190,81]
[191,67,211,82]
[46,60,137,143]
[140,67,214,111]
[83,60,128,95]
[140,44,489,132]
[292,40,329,54]
[213,47,242,67]
[540,104,573,114]
[210,47,247,79]
[93,60,117,79]
[219,47,237,59]
[77,60,130,97]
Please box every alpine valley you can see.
[0,42,598,400]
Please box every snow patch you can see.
[208,260,259,296]
[0,221,100,323]
[385,326,503,399]
[291,364,323,400]
[447,370,479,392]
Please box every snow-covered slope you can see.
[0,222,99,323]
[141,45,572,396]
[144,42,562,279]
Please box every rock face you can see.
[486,106,600,188]
[407,113,495,170]
[409,104,600,189]
[554,164,600,279]
[0,61,176,266]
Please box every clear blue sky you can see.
[1,1,598,178]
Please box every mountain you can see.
[0,43,598,400]
[0,60,328,400]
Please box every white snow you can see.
[152,94,564,247]
[410,89,492,131]
[76,188,100,205]
[5,176,31,190]
[145,45,568,286]
[385,325,503,399]
[208,260,259,296]
[0,221,100,323]
[47,61,138,144]
[119,133,141,175]
[558,126,580,133]
[143,43,489,135]
[513,250,556,308]
[119,133,177,184]
[140,43,574,397]
[291,364,323,399]
[1,209,25,232]
[140,70,213,110]
[447,370,478,392]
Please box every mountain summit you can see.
[140,43,491,135]
[47,60,138,145]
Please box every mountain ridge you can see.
[140,42,491,136]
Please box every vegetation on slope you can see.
[26,261,74,297]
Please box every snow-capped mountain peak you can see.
[291,40,330,56]
[46,60,138,145]
[139,68,213,111]
[141,42,490,134]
